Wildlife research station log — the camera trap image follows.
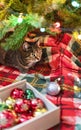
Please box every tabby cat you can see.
[0,38,42,73]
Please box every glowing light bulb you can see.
[71,1,80,8]
[54,22,61,28]
[40,28,45,32]
[78,34,81,40]
[76,77,80,82]
[57,77,61,81]
[18,17,23,23]
[18,13,23,23]
[79,105,81,109]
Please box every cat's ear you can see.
[22,42,29,51]
[28,38,41,47]
[35,39,41,47]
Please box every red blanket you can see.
[0,33,81,130]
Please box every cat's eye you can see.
[32,53,39,60]
[33,54,35,56]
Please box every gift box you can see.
[0,80,60,130]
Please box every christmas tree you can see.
[0,0,81,50]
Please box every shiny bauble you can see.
[74,77,81,87]
[0,102,9,111]
[46,81,61,96]
[10,88,24,99]
[25,89,35,99]
[17,114,33,123]
[33,109,43,117]
[31,98,44,109]
[14,98,30,113]
[33,108,47,117]
[5,97,15,109]
[74,92,81,99]
[0,110,17,129]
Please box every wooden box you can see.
[0,80,60,130]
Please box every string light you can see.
[78,34,81,40]
[54,22,61,28]
[79,105,81,109]
[40,28,45,32]
[18,13,23,23]
[72,29,81,41]
[71,1,80,8]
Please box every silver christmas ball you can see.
[74,92,81,99]
[46,81,61,96]
[74,77,81,87]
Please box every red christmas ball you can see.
[14,99,30,113]
[0,110,17,129]
[31,98,44,109]
[17,114,33,123]
[10,88,24,99]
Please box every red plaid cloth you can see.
[0,65,20,87]
[0,33,81,130]
[28,33,81,85]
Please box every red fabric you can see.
[0,65,20,87]
[0,33,81,130]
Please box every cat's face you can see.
[19,39,42,69]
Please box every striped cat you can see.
[0,35,42,73]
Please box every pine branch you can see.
[9,0,27,13]
[1,22,29,50]
[0,13,44,50]
[58,7,81,28]
[0,15,18,40]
